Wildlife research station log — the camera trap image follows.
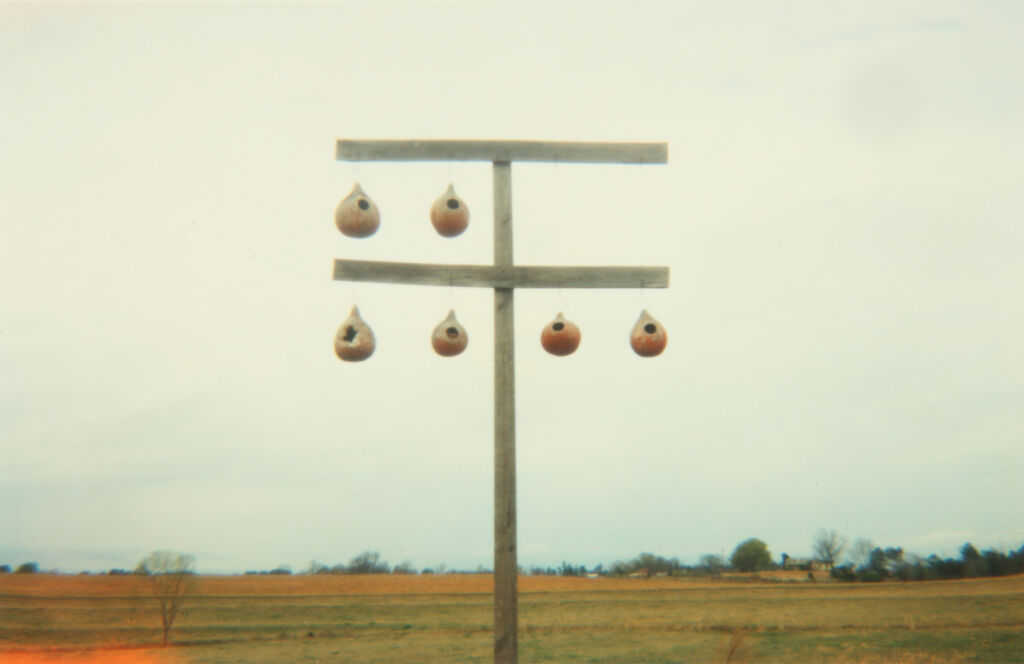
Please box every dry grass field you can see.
[2,572,1023,663]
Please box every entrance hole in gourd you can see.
[446,326,459,338]
[552,322,565,331]
[644,323,657,334]
[357,199,369,211]
[335,305,376,362]
[446,199,460,209]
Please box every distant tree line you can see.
[526,553,688,578]
[528,561,597,576]
[609,552,684,577]
[0,562,41,574]
[0,563,139,576]
[523,534,1024,583]
[245,564,293,575]
[6,535,1024,583]
[830,541,1024,583]
[303,551,406,575]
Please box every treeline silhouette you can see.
[831,542,1024,582]
[4,542,1023,582]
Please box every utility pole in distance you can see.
[333,139,669,663]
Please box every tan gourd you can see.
[335,183,381,238]
[431,309,469,357]
[540,312,581,356]
[430,183,469,237]
[334,306,376,361]
[630,309,667,357]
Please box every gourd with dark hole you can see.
[630,309,667,357]
[334,306,376,361]
[431,309,468,356]
[540,312,581,356]
[430,183,469,237]
[335,183,381,238]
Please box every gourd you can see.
[334,306,376,361]
[431,309,469,357]
[540,312,581,356]
[430,183,469,237]
[630,309,667,357]
[335,183,381,238]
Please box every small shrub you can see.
[831,564,856,581]
[858,569,884,583]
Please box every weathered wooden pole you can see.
[492,160,517,663]
[333,139,668,664]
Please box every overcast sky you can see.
[2,1,1021,574]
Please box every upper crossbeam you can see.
[336,139,668,164]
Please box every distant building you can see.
[781,556,826,571]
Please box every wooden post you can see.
[332,139,668,664]
[492,161,517,663]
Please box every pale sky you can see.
[1,1,1021,574]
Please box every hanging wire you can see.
[344,158,362,187]
[633,277,649,310]
[349,280,359,308]
[549,279,568,319]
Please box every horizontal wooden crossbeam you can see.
[333,259,669,289]
[336,139,668,164]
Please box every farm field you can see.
[2,573,1023,663]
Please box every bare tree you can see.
[136,551,195,647]
[699,553,726,577]
[812,529,847,571]
[847,537,875,570]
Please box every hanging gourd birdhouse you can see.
[540,312,581,356]
[431,309,468,357]
[430,183,469,237]
[334,305,376,361]
[335,183,380,238]
[630,309,667,357]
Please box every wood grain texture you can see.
[333,260,669,289]
[336,139,667,164]
[492,161,518,664]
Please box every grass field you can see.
[2,573,1023,663]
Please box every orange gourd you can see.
[431,310,469,357]
[630,309,667,357]
[430,183,469,237]
[541,312,581,356]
